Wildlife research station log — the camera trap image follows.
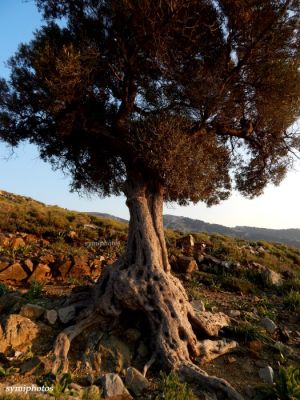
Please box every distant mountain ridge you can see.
[87,212,300,248]
[163,214,300,249]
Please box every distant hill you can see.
[87,212,300,249]
[163,214,300,249]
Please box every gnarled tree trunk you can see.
[52,172,243,399]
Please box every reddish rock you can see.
[0,314,39,353]
[24,259,34,272]
[0,261,9,272]
[0,263,28,281]
[11,237,26,249]
[172,255,197,274]
[39,254,55,264]
[69,255,90,277]
[28,263,51,282]
[58,259,72,278]
[24,234,38,244]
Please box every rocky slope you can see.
[0,190,299,399]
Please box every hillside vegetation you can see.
[0,189,300,399]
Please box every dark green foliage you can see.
[0,283,9,296]
[284,290,300,313]
[0,0,299,204]
[223,321,267,343]
[26,281,44,302]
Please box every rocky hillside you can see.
[0,190,300,399]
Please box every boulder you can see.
[0,263,28,281]
[0,314,39,353]
[28,263,51,282]
[100,373,132,399]
[176,235,195,249]
[195,312,230,337]
[20,304,45,321]
[173,255,197,274]
[125,367,149,396]
[58,305,76,324]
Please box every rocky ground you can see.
[0,191,299,399]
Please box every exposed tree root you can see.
[178,362,244,400]
[51,261,243,399]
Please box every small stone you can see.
[125,367,149,396]
[100,373,132,398]
[20,304,45,320]
[259,366,274,384]
[44,309,58,325]
[58,305,76,324]
[24,259,34,272]
[260,317,277,334]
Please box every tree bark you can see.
[52,171,243,399]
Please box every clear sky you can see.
[0,1,299,229]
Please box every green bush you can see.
[257,366,300,400]
[26,281,44,302]
[155,371,197,400]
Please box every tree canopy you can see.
[0,0,299,204]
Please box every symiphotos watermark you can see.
[6,385,53,393]
[85,239,121,248]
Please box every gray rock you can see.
[100,373,132,398]
[191,299,206,312]
[58,305,76,324]
[227,310,241,318]
[20,304,45,321]
[259,366,274,384]
[44,309,58,325]
[263,268,282,286]
[125,367,149,396]
[260,317,277,334]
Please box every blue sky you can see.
[0,1,300,229]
